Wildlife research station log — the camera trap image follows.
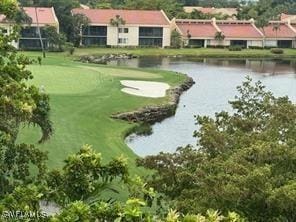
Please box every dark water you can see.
[109,58,296,157]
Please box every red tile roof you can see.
[176,21,218,38]
[217,22,263,38]
[261,23,296,38]
[0,7,58,24]
[23,7,58,25]
[72,9,170,26]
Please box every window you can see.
[139,27,163,37]
[139,38,162,47]
[82,26,107,36]
[118,38,128,44]
[230,40,247,48]
[82,37,107,46]
[118,28,129,33]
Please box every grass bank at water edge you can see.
[72,47,296,58]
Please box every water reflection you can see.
[110,58,296,75]
[109,58,296,157]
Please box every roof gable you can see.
[217,21,262,38]
[176,20,218,38]
[23,7,58,25]
[72,9,170,26]
[261,23,296,38]
[0,7,58,25]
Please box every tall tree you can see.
[0,0,52,199]
[70,13,90,47]
[34,7,46,58]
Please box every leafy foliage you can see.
[171,30,182,49]
[46,145,129,204]
[42,25,66,51]
[138,77,296,221]
[0,0,52,199]
[70,13,90,47]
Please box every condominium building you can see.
[72,9,171,48]
[174,18,264,48]
[263,20,296,48]
[0,7,59,50]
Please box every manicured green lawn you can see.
[18,52,186,175]
[73,47,296,58]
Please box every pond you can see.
[109,58,296,157]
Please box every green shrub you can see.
[271,48,284,54]
[229,45,242,51]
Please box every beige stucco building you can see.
[72,9,171,48]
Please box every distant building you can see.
[173,18,264,48]
[281,13,296,23]
[173,19,218,47]
[72,9,171,48]
[261,21,296,48]
[0,7,59,50]
[183,7,238,19]
[216,19,264,48]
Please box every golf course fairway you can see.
[18,52,187,175]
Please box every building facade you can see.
[173,18,264,48]
[72,9,171,48]
[262,21,296,48]
[0,7,59,50]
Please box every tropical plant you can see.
[110,14,126,47]
[171,30,182,48]
[214,31,225,46]
[32,7,46,58]
[46,145,129,205]
[272,22,281,46]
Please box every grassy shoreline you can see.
[72,47,296,59]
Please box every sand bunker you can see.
[120,80,170,98]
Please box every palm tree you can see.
[214,31,225,47]
[255,16,269,48]
[35,7,46,58]
[110,15,126,47]
[272,23,281,47]
[186,29,191,46]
